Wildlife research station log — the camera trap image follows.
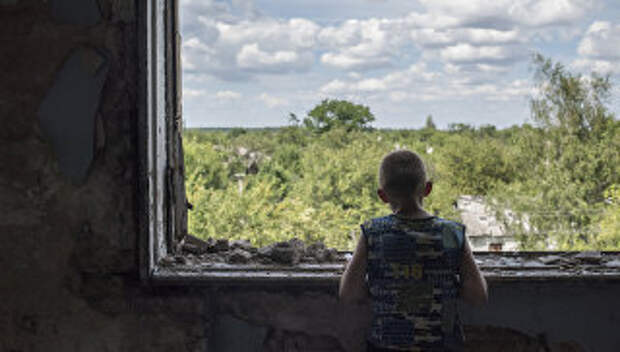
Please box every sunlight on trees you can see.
[183,56,619,251]
[301,99,375,133]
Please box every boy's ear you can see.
[377,189,390,203]
[423,181,433,197]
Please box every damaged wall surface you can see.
[1,1,619,352]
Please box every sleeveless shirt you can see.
[363,214,465,351]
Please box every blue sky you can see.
[180,0,620,129]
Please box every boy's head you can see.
[378,150,431,211]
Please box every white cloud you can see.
[182,37,218,73]
[181,0,234,31]
[462,28,521,44]
[319,57,531,106]
[237,43,313,71]
[356,78,388,91]
[572,59,620,74]
[510,0,594,27]
[318,20,363,47]
[318,18,409,70]
[259,93,288,108]
[320,52,390,70]
[320,79,348,94]
[216,18,320,50]
[578,21,620,59]
[184,37,210,51]
[216,90,242,100]
[486,79,533,101]
[182,14,320,79]
[389,91,408,102]
[440,44,520,63]
[320,62,438,94]
[411,28,521,48]
[418,0,594,28]
[181,0,591,80]
[410,28,455,48]
[476,63,512,73]
[572,21,620,74]
[184,88,207,98]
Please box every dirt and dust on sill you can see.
[155,235,620,282]
[161,235,348,267]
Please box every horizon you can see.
[183,121,529,131]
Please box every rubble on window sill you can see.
[156,235,620,282]
[169,235,343,266]
[472,251,620,280]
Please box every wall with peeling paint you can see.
[1,2,619,352]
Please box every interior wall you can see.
[1,2,619,352]
[1,1,210,351]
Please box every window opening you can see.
[179,0,619,258]
[140,0,620,284]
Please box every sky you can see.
[180,0,620,129]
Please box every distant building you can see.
[455,195,520,252]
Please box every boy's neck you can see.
[393,207,433,219]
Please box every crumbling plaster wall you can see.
[1,1,210,351]
[2,2,620,352]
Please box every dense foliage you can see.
[291,99,375,133]
[183,58,619,250]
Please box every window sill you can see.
[147,251,620,286]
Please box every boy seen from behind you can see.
[340,150,488,352]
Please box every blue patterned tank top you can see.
[363,214,465,351]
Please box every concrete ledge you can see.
[150,251,620,285]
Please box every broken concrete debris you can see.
[306,242,338,263]
[180,236,344,265]
[539,255,564,265]
[258,238,306,265]
[180,234,210,255]
[231,239,254,251]
[605,260,620,268]
[176,235,620,279]
[228,248,253,264]
[574,251,602,264]
[214,239,230,252]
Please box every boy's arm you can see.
[339,232,369,304]
[460,236,488,306]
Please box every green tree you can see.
[440,135,515,195]
[500,54,620,249]
[597,185,620,249]
[447,123,474,133]
[288,112,300,126]
[424,114,436,129]
[303,99,375,133]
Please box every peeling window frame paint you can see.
[139,0,185,283]
[137,0,620,286]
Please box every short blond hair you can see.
[379,150,427,204]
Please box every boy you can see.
[339,150,487,352]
